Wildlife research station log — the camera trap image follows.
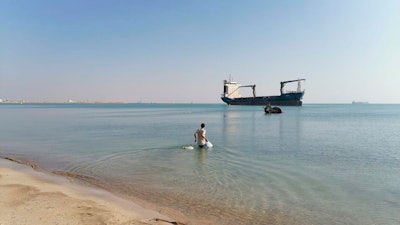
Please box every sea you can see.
[0,103,399,225]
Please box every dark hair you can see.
[201,123,205,128]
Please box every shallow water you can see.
[1,103,399,224]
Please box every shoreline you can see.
[0,154,292,225]
[0,155,278,225]
[0,156,186,225]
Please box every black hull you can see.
[221,92,304,106]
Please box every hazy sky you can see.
[1,0,399,103]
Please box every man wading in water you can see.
[194,123,208,147]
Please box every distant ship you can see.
[221,77,306,106]
[352,101,369,104]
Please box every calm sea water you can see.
[0,103,399,225]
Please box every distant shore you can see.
[0,100,128,104]
[0,156,185,225]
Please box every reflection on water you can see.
[222,106,304,151]
[195,148,208,165]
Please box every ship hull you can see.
[221,92,304,106]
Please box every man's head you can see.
[201,123,205,128]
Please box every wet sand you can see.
[0,157,184,225]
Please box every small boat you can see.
[264,104,282,114]
[221,77,305,106]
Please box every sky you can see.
[1,0,399,103]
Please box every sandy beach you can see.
[0,158,183,225]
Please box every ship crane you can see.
[280,79,306,94]
[240,85,256,97]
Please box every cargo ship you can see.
[221,78,305,106]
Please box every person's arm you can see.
[194,132,197,142]
[200,132,208,142]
